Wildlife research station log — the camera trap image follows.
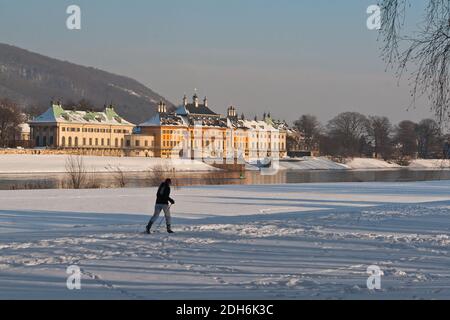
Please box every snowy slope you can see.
[344,158,401,169]
[409,159,450,169]
[1,181,450,299]
[279,157,348,170]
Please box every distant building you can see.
[17,123,31,141]
[285,127,320,157]
[29,102,135,155]
[12,122,31,148]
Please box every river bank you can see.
[1,154,450,174]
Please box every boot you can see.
[146,222,153,234]
[167,225,174,234]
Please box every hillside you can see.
[0,43,174,124]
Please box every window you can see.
[136,140,140,147]
[83,138,86,146]
[126,140,131,147]
[61,137,65,147]
[145,140,148,147]
[95,138,98,146]
[89,138,92,146]
[74,137,79,147]
[107,139,110,146]
[115,138,118,147]
[101,138,104,146]
[68,137,72,147]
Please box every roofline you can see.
[29,120,135,126]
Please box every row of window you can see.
[127,140,155,148]
[162,129,185,135]
[61,127,130,134]
[35,136,54,147]
[61,136,124,148]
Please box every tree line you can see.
[2,96,449,161]
[291,112,449,162]
[0,99,24,147]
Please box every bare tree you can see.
[366,116,394,159]
[146,164,171,187]
[293,114,322,151]
[106,165,127,188]
[417,118,443,158]
[318,133,339,158]
[379,0,450,124]
[0,98,23,147]
[393,120,418,159]
[327,112,369,157]
[65,155,87,189]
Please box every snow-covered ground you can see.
[2,155,450,174]
[269,157,450,171]
[281,157,450,170]
[410,159,450,169]
[344,158,401,169]
[0,154,217,174]
[1,181,449,299]
[279,157,347,170]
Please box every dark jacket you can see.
[156,182,174,205]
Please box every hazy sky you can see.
[0,0,434,124]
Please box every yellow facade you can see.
[29,103,135,155]
[122,97,288,161]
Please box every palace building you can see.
[124,94,287,161]
[28,96,287,161]
[29,102,135,156]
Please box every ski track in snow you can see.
[0,182,450,299]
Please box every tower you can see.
[227,106,237,118]
[158,100,167,113]
[193,93,199,108]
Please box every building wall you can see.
[30,123,134,150]
[123,133,156,157]
[125,124,286,161]
[129,126,229,160]
[245,124,285,160]
[279,130,287,158]
[28,111,287,160]
[29,121,286,160]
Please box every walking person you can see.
[146,178,175,234]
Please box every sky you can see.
[0,0,434,124]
